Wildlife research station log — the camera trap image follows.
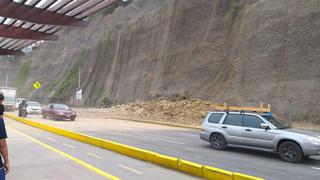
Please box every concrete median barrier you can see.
[233,172,264,180]
[122,145,159,163]
[203,166,233,180]
[178,159,203,177]
[5,113,40,128]
[4,113,264,180]
[156,154,179,169]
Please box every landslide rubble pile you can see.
[102,99,219,126]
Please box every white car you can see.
[26,101,42,114]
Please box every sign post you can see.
[76,88,82,104]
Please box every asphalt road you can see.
[16,113,320,180]
[5,119,198,180]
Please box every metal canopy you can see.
[0,48,23,55]
[0,0,128,56]
[0,24,58,40]
[0,0,88,27]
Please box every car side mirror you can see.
[260,123,269,130]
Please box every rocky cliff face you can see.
[1,0,320,123]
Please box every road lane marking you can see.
[87,152,104,160]
[140,135,186,145]
[311,167,320,170]
[33,131,41,135]
[46,136,56,141]
[63,143,75,149]
[179,133,198,137]
[8,127,120,180]
[118,164,143,175]
[109,133,186,145]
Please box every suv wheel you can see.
[278,141,302,163]
[210,133,227,150]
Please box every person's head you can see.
[0,94,4,104]
[22,100,26,104]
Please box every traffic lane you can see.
[6,126,107,180]
[25,113,196,132]
[25,114,320,180]
[5,119,199,180]
[93,129,320,180]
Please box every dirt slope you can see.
[1,0,320,123]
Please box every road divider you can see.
[156,154,179,169]
[178,159,203,177]
[203,166,233,180]
[5,113,264,180]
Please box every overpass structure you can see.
[0,0,129,56]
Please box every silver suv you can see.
[200,111,320,163]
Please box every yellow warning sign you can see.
[33,82,41,90]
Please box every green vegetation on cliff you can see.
[11,60,32,96]
[52,50,86,99]
[87,32,114,105]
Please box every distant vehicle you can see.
[200,111,320,163]
[16,98,26,109]
[42,103,76,121]
[26,101,42,114]
[0,87,17,111]
[18,100,27,118]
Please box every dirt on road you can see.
[75,99,320,132]
[79,99,217,126]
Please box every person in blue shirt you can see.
[0,94,9,179]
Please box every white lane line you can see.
[33,131,41,135]
[106,133,146,140]
[118,164,143,175]
[87,152,104,160]
[179,133,198,137]
[107,133,186,145]
[63,143,75,149]
[45,136,56,141]
[140,135,186,145]
[311,167,320,170]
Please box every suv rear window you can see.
[223,114,243,126]
[208,113,224,124]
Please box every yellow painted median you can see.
[156,154,179,169]
[233,173,264,180]
[178,159,203,177]
[203,166,233,180]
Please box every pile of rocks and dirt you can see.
[99,99,223,126]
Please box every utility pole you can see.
[78,66,81,89]
[288,98,293,127]
[76,66,82,106]
[5,60,8,87]
[5,72,8,87]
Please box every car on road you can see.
[26,101,42,114]
[42,103,76,121]
[200,111,320,163]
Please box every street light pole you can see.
[78,66,81,89]
[5,60,8,87]
[288,98,293,127]
[5,72,8,87]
